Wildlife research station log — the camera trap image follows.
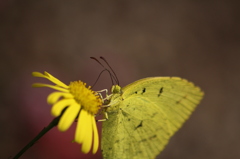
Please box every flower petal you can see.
[81,112,93,154]
[47,92,73,105]
[32,71,68,88]
[75,110,87,143]
[51,99,75,117]
[58,103,80,131]
[32,72,46,78]
[43,72,69,88]
[92,116,99,154]
[32,83,69,92]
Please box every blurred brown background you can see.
[1,0,240,159]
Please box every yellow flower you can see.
[32,71,102,154]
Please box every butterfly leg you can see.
[96,89,112,101]
[96,110,108,122]
[95,89,111,122]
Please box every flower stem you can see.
[13,116,61,159]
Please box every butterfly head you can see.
[111,85,122,94]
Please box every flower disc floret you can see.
[69,81,102,114]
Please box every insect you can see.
[92,57,204,159]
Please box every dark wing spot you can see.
[135,121,143,130]
[140,138,147,142]
[176,95,187,104]
[135,91,138,94]
[136,150,143,154]
[159,87,163,93]
[128,118,131,121]
[151,112,158,118]
[158,87,164,97]
[149,135,157,140]
[141,88,146,94]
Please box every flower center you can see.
[69,81,102,114]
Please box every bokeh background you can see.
[1,1,240,159]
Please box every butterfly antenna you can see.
[90,57,105,68]
[90,57,117,86]
[91,69,109,88]
[100,56,119,85]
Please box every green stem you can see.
[13,116,61,159]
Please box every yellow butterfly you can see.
[101,77,204,159]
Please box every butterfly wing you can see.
[102,77,204,159]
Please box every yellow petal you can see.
[58,103,80,131]
[51,99,75,117]
[32,71,69,88]
[43,72,69,88]
[32,72,46,78]
[92,116,99,154]
[81,112,93,154]
[47,92,73,105]
[32,83,69,92]
[75,110,88,143]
